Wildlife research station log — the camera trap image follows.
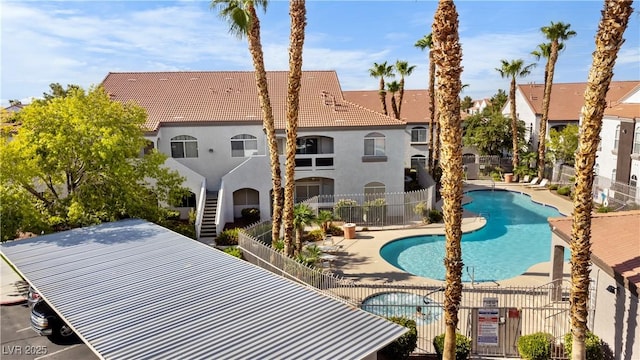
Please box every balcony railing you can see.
[294,154,334,170]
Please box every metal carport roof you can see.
[1,219,406,359]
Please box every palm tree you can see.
[570,2,632,359]
[282,0,306,257]
[369,61,395,116]
[415,34,436,176]
[386,80,401,119]
[211,0,283,244]
[293,203,315,254]
[395,60,416,118]
[315,210,334,237]
[431,1,464,358]
[496,59,535,169]
[536,21,576,179]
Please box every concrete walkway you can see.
[322,179,574,287]
[1,256,28,305]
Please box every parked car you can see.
[27,286,41,309]
[30,296,74,340]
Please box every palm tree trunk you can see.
[432,1,464,359]
[246,4,282,244]
[379,78,389,116]
[428,53,436,176]
[398,78,405,117]
[391,95,399,119]
[509,77,519,169]
[537,42,559,179]
[282,0,306,257]
[570,2,632,359]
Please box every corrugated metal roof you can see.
[1,219,406,360]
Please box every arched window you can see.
[630,175,638,188]
[364,132,385,156]
[411,126,427,143]
[611,168,617,182]
[411,154,426,169]
[171,135,198,158]
[231,134,258,157]
[614,125,620,150]
[364,182,385,200]
[633,127,640,154]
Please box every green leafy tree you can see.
[463,112,526,156]
[460,96,473,111]
[546,124,579,166]
[0,86,187,238]
[40,83,81,101]
[488,89,508,114]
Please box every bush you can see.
[363,198,387,224]
[428,209,443,224]
[380,317,418,359]
[596,206,612,213]
[548,184,559,191]
[327,224,344,236]
[241,207,260,223]
[557,186,571,196]
[216,228,239,246]
[517,332,553,360]
[302,229,323,243]
[223,246,242,258]
[564,331,604,360]
[334,199,361,223]
[414,201,430,223]
[433,333,471,360]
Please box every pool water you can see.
[380,190,568,282]
[361,292,443,325]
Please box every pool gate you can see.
[239,226,581,359]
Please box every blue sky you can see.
[1,1,639,106]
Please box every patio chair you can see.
[530,178,549,190]
[520,175,531,184]
[523,177,540,186]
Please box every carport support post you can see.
[551,245,565,301]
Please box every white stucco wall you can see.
[503,88,539,147]
[551,233,639,359]
[597,118,620,180]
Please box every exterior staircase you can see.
[199,191,218,244]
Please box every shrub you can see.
[517,332,553,360]
[216,228,239,246]
[433,333,471,360]
[334,199,361,223]
[302,229,323,243]
[596,206,612,213]
[164,220,196,239]
[548,184,559,191]
[272,238,284,252]
[223,246,242,258]
[296,245,322,266]
[380,317,418,360]
[327,224,344,236]
[364,198,387,224]
[428,209,443,224]
[564,331,605,360]
[241,207,260,223]
[557,186,571,196]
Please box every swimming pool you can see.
[380,190,567,282]
[361,292,443,325]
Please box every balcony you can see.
[295,154,334,170]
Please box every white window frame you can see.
[633,127,640,155]
[170,135,198,158]
[411,154,427,169]
[364,182,385,199]
[364,132,386,156]
[231,134,258,157]
[614,125,620,150]
[411,126,427,143]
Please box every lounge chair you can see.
[523,177,539,186]
[530,178,549,190]
[520,175,531,184]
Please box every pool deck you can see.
[321,180,575,287]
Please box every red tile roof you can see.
[101,71,405,131]
[517,80,640,122]
[343,90,434,124]
[549,210,640,291]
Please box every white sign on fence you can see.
[477,308,499,346]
